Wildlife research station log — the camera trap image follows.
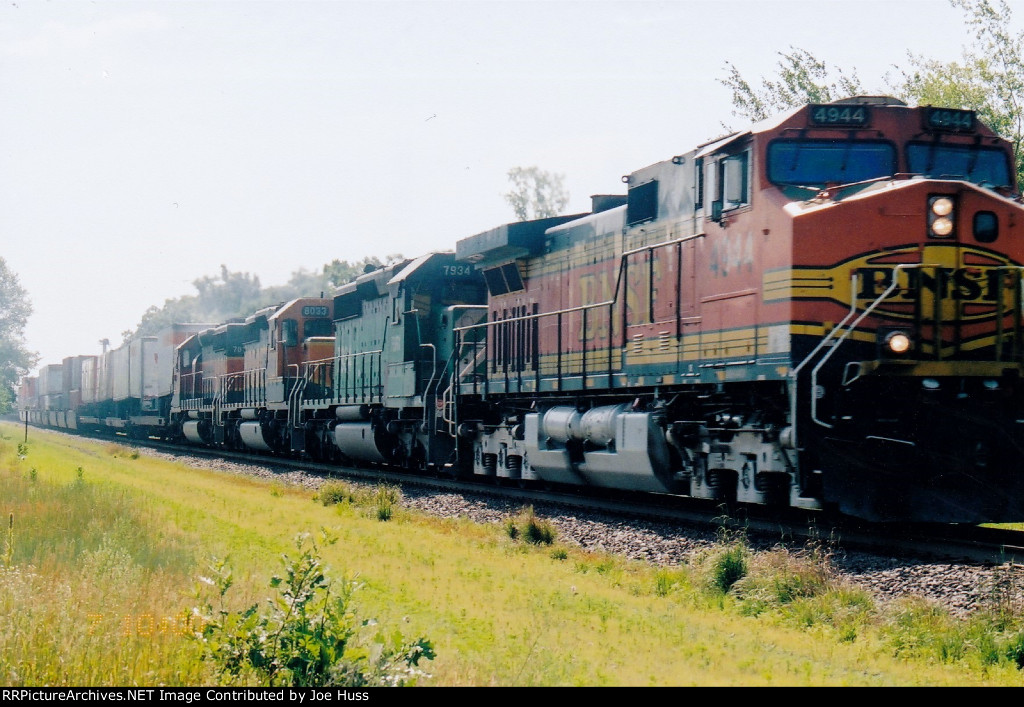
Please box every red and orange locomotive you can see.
[454,96,1024,522]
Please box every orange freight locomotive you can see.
[19,97,1024,523]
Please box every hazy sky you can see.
[1,0,1012,369]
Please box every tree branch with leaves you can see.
[719,47,863,124]
[0,257,37,412]
[898,0,1024,186]
[503,166,570,222]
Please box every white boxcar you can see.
[80,356,99,405]
[110,342,132,402]
[38,364,64,411]
[112,325,210,409]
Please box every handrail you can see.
[220,367,267,407]
[286,363,304,433]
[420,343,438,432]
[454,232,706,336]
[301,349,384,405]
[787,272,861,446]
[807,267,916,430]
[452,232,705,391]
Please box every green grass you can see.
[2,422,1024,686]
[0,431,205,685]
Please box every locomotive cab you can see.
[759,99,1024,521]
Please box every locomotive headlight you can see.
[931,216,954,236]
[884,331,912,355]
[931,197,954,216]
[928,195,957,238]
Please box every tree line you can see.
[123,255,403,341]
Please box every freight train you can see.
[18,96,1024,523]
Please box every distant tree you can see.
[133,294,211,338]
[720,47,864,123]
[503,167,570,221]
[129,255,406,339]
[0,257,38,412]
[259,255,404,305]
[192,265,263,320]
[896,0,1024,186]
[133,265,262,338]
[320,254,403,290]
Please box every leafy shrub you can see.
[1002,630,1024,668]
[708,542,748,593]
[192,532,434,686]
[504,517,519,541]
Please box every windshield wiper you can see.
[777,183,824,194]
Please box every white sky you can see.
[1,0,1013,370]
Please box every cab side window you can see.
[281,319,299,347]
[694,157,704,210]
[711,151,750,220]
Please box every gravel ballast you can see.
[149,448,1024,618]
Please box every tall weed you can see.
[374,484,401,522]
[505,506,556,545]
[693,526,749,594]
[316,481,401,522]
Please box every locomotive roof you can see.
[455,213,586,265]
[333,258,413,299]
[388,251,453,285]
[695,96,914,159]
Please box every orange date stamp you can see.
[85,612,207,637]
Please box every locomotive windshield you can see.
[767,139,896,188]
[905,143,1012,187]
[304,318,333,338]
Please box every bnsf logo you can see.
[857,266,1011,302]
[775,244,1022,322]
[854,263,1020,323]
